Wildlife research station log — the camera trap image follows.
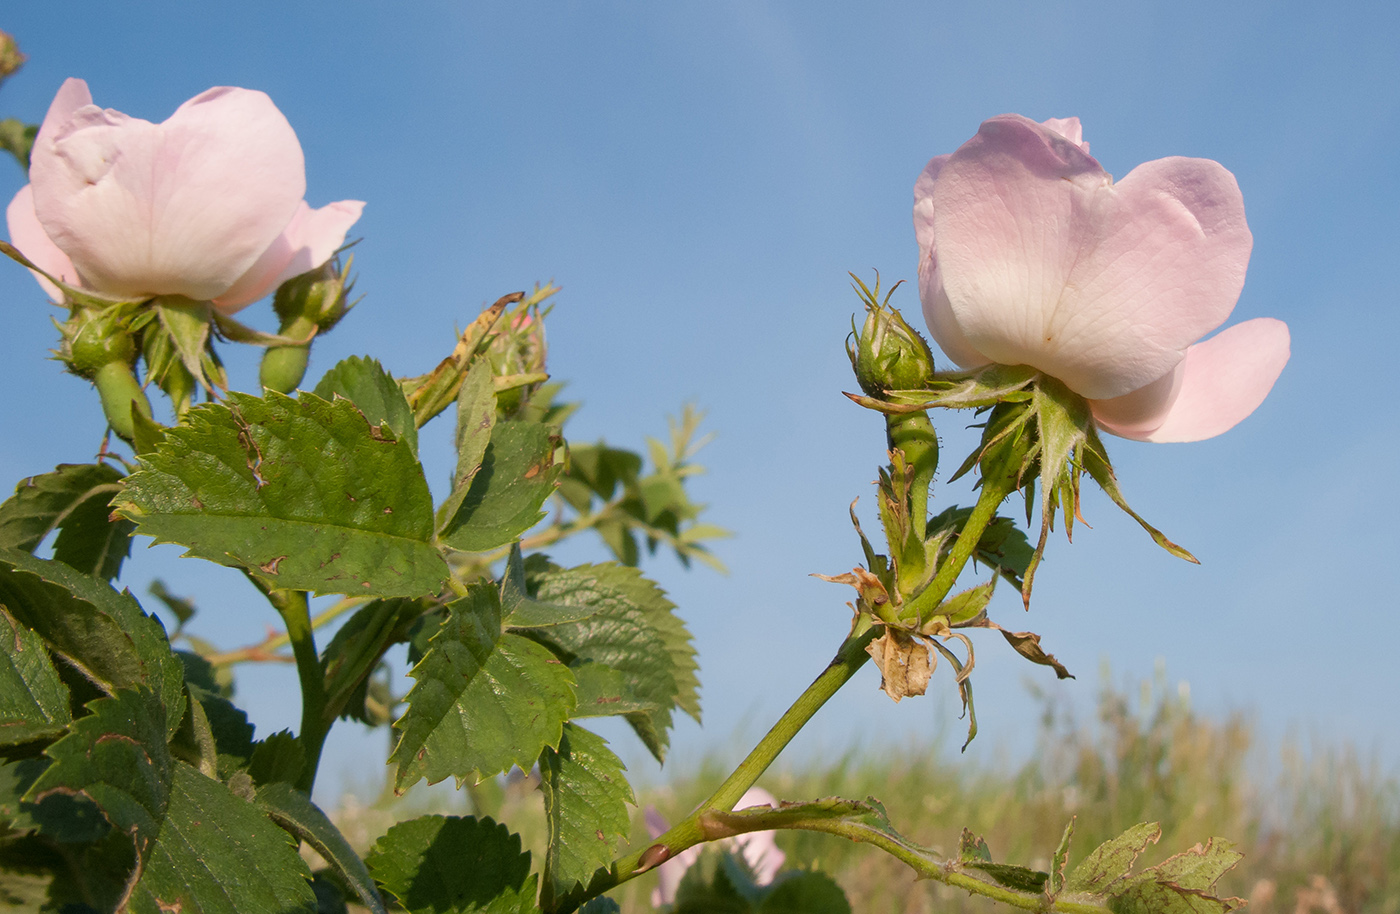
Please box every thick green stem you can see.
[552,618,879,913]
[261,315,316,394]
[902,472,1014,621]
[93,360,152,442]
[264,587,329,793]
[697,807,1111,913]
[888,410,937,595]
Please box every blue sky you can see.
[2,2,1397,802]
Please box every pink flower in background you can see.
[5,78,362,313]
[646,787,786,908]
[914,114,1289,442]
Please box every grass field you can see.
[330,671,1399,913]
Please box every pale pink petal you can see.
[1085,363,1182,438]
[213,199,364,313]
[645,806,669,840]
[912,154,949,253]
[932,115,1252,399]
[919,241,993,370]
[733,788,784,886]
[39,78,93,138]
[1040,116,1086,149]
[6,184,80,300]
[645,789,785,907]
[915,153,992,369]
[31,86,304,301]
[1095,318,1289,443]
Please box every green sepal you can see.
[0,242,145,308]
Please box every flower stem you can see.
[902,473,1014,621]
[551,616,879,913]
[263,586,329,793]
[697,805,1112,913]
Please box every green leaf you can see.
[759,872,851,914]
[1136,838,1241,892]
[674,853,753,914]
[256,781,387,914]
[568,661,661,718]
[965,860,1048,893]
[248,730,306,787]
[321,597,427,723]
[365,814,536,914]
[565,444,642,505]
[578,898,621,914]
[0,609,71,745]
[499,547,603,628]
[184,686,254,778]
[1065,822,1161,895]
[522,565,682,760]
[958,828,992,864]
[313,355,419,458]
[539,724,634,904]
[114,391,449,599]
[390,584,575,789]
[0,548,185,737]
[26,690,317,914]
[435,360,497,528]
[1,757,110,844]
[1050,818,1074,896]
[438,419,561,552]
[1108,873,1244,914]
[530,561,699,726]
[0,462,133,580]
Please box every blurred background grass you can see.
[326,668,1399,914]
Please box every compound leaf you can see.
[25,690,316,914]
[366,814,535,914]
[0,548,184,737]
[0,609,71,745]
[114,391,448,599]
[257,781,386,914]
[0,463,133,580]
[438,420,560,553]
[390,584,574,789]
[539,724,634,904]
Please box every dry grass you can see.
[328,671,1399,913]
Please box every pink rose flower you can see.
[5,78,363,314]
[914,115,1289,442]
[646,787,786,908]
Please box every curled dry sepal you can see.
[703,799,1245,914]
